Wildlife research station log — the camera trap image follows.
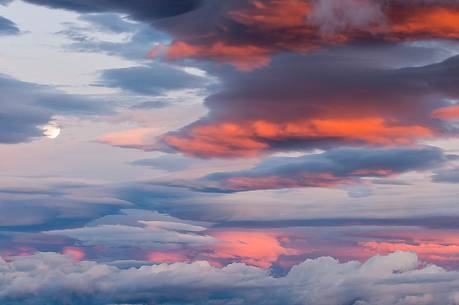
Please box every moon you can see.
[42,122,61,139]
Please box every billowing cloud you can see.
[158,53,459,158]
[150,0,459,69]
[3,251,459,305]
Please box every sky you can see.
[1,0,459,304]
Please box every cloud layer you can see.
[177,146,451,193]
[2,251,459,305]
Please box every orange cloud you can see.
[62,247,86,261]
[151,41,273,71]
[164,117,433,158]
[433,105,459,120]
[362,241,459,264]
[389,6,459,40]
[150,0,459,69]
[208,230,298,268]
[228,0,311,28]
[141,230,300,268]
[360,229,459,265]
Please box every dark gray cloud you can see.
[1,251,459,305]
[170,146,451,193]
[97,63,207,95]
[0,74,110,143]
[23,0,203,20]
[0,15,18,35]
[147,0,459,71]
[160,52,459,158]
[215,216,459,230]
[432,168,459,183]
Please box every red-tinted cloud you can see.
[164,118,432,158]
[172,146,448,193]
[158,53,459,158]
[433,104,459,120]
[144,229,299,268]
[62,247,86,261]
[151,0,459,69]
[360,229,459,266]
[147,251,189,264]
[207,230,298,268]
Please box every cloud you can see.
[358,228,459,266]
[0,179,128,230]
[206,230,298,268]
[433,104,459,120]
[0,16,19,35]
[57,13,168,60]
[0,74,110,144]
[96,63,208,96]
[97,127,159,150]
[23,0,203,20]
[47,219,215,249]
[129,100,171,109]
[150,0,459,69]
[307,0,386,35]
[0,197,126,230]
[165,146,451,193]
[79,13,137,34]
[157,53,459,158]
[44,209,295,268]
[130,155,194,172]
[432,168,459,183]
[2,251,459,304]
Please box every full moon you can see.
[42,122,61,139]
